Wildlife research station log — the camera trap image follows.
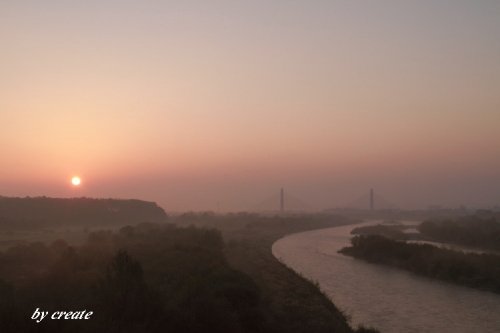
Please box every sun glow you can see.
[71,176,81,186]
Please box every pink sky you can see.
[1,1,499,211]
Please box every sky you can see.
[1,1,499,211]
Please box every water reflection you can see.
[272,221,500,333]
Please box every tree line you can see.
[419,214,500,251]
[340,235,500,294]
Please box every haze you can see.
[1,1,499,211]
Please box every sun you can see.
[71,176,81,186]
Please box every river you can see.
[272,221,500,333]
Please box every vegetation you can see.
[419,215,500,251]
[173,212,378,332]
[340,235,500,294]
[0,223,269,332]
[0,197,167,229]
[0,204,377,333]
[171,211,356,242]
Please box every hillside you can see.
[0,196,167,229]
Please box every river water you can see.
[272,221,500,333]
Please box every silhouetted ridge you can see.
[0,197,167,228]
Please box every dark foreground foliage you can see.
[0,216,375,333]
[340,235,500,294]
[0,224,265,332]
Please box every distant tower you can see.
[370,188,374,210]
[280,188,285,213]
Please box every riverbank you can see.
[176,213,378,333]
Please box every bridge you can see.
[249,188,397,213]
